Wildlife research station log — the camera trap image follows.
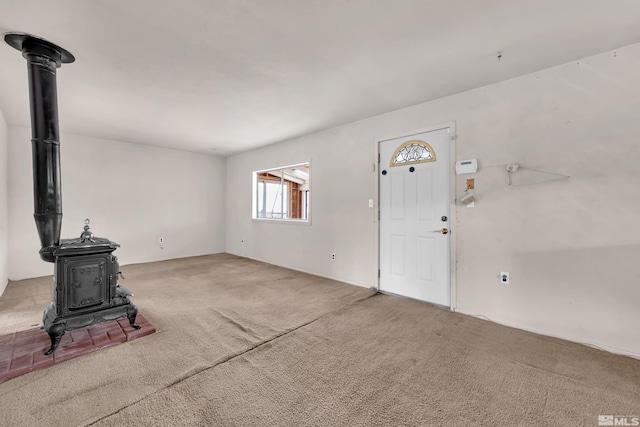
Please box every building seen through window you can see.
[254,163,310,221]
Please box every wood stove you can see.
[42,219,140,354]
[4,32,140,355]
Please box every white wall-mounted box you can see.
[455,159,478,174]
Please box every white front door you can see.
[379,127,451,306]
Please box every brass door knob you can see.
[432,228,449,234]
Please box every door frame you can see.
[374,121,458,310]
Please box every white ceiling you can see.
[1,1,640,156]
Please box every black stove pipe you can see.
[4,33,75,262]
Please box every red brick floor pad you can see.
[0,313,155,383]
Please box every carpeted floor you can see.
[0,254,638,426]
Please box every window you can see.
[253,163,310,222]
[390,140,436,166]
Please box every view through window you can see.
[254,163,310,221]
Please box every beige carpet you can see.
[0,254,638,426]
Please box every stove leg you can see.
[127,305,141,330]
[44,323,66,355]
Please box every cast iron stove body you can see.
[43,220,140,355]
[4,32,140,355]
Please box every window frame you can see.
[252,162,311,224]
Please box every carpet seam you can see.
[84,291,378,426]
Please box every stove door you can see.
[61,255,110,313]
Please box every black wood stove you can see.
[4,32,140,355]
[42,219,140,354]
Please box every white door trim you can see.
[374,121,457,311]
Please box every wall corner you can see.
[0,109,8,296]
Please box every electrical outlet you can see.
[331,253,336,261]
[159,237,164,244]
[500,272,510,284]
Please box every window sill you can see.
[252,218,312,226]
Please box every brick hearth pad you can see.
[0,313,155,383]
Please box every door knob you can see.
[431,228,449,235]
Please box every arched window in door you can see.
[390,140,436,167]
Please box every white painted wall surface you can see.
[226,129,378,287]
[227,42,640,358]
[8,128,226,280]
[0,110,8,295]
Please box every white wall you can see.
[226,128,378,287]
[227,42,640,358]
[0,110,8,295]
[8,128,226,280]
